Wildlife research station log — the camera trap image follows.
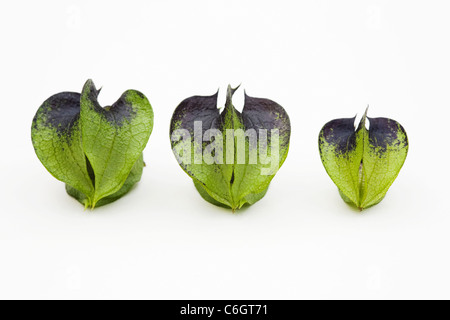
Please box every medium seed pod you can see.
[170,85,291,212]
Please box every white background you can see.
[0,0,449,300]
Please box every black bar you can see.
[155,301,295,318]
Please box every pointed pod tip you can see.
[225,84,241,107]
[82,79,102,101]
[83,79,95,91]
[226,85,233,105]
[227,84,241,97]
[357,106,369,130]
[84,79,94,88]
[83,199,90,211]
[84,79,101,91]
